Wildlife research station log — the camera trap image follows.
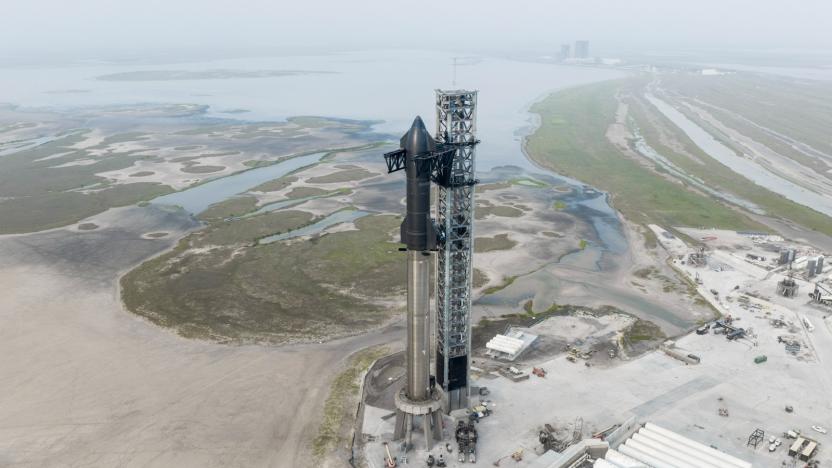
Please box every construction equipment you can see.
[539,423,570,452]
[383,442,397,468]
[469,404,490,421]
[492,448,523,466]
[455,420,478,463]
[511,448,524,461]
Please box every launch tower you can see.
[434,90,479,410]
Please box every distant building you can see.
[560,44,571,61]
[574,40,590,59]
[600,58,623,66]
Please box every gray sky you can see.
[2,0,831,59]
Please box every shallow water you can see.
[632,129,763,214]
[0,133,73,157]
[259,209,369,244]
[151,152,324,214]
[1,50,637,277]
[0,50,624,172]
[647,94,832,217]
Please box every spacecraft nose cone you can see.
[401,116,436,155]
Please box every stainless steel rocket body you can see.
[406,250,431,401]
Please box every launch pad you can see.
[393,388,444,450]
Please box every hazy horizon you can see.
[3,0,832,63]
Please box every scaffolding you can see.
[434,89,479,411]
[812,283,832,306]
[747,428,765,449]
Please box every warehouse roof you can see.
[599,423,751,468]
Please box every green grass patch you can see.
[633,267,656,279]
[307,168,375,184]
[474,233,517,253]
[198,195,259,221]
[622,318,666,345]
[525,80,765,232]
[181,164,225,174]
[482,275,518,295]
[121,213,405,344]
[312,345,389,460]
[629,87,832,236]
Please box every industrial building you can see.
[485,330,537,361]
[560,44,571,60]
[606,423,751,468]
[574,40,590,59]
[789,436,819,461]
[778,248,797,265]
[529,423,751,468]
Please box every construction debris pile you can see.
[687,247,708,267]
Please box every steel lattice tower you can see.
[434,89,478,410]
